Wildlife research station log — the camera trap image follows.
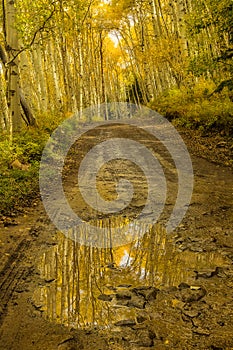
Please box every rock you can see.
[190,246,203,253]
[44,278,56,283]
[114,319,136,327]
[190,286,202,290]
[192,327,210,336]
[131,286,158,301]
[215,266,227,277]
[57,337,80,350]
[10,159,30,171]
[178,282,190,290]
[172,299,186,309]
[106,285,117,291]
[97,294,113,302]
[3,218,18,227]
[127,296,146,309]
[194,267,224,279]
[195,270,214,279]
[31,298,44,310]
[178,286,206,303]
[136,315,147,324]
[116,291,132,300]
[182,309,200,318]
[117,284,132,288]
[133,329,156,347]
[116,299,129,307]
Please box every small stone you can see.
[117,284,132,288]
[178,282,190,289]
[114,319,136,327]
[127,296,146,309]
[116,299,129,307]
[215,267,227,277]
[32,301,44,310]
[134,329,156,347]
[182,309,199,318]
[190,246,203,253]
[136,315,147,324]
[192,327,210,336]
[194,266,224,279]
[45,278,56,283]
[190,286,201,290]
[97,294,113,302]
[195,271,213,278]
[172,299,185,309]
[132,286,158,301]
[106,285,117,291]
[178,286,206,303]
[57,338,79,350]
[115,291,132,300]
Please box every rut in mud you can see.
[0,120,233,350]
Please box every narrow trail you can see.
[0,120,232,350]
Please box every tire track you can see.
[0,238,31,321]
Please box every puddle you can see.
[33,220,228,329]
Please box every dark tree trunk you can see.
[19,90,37,127]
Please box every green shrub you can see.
[0,129,48,215]
[36,110,67,134]
[0,163,39,215]
[149,79,233,135]
[0,110,71,215]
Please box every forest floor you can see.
[0,120,233,350]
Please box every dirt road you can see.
[0,120,232,349]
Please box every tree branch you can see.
[6,1,57,66]
[81,0,94,26]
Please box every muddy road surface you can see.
[0,120,233,350]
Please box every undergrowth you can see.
[149,79,233,136]
[0,128,49,216]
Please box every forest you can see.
[0,2,233,349]
[0,0,233,213]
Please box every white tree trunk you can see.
[5,0,21,133]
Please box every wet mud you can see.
[0,121,232,349]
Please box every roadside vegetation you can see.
[0,130,45,216]
[150,79,233,136]
[0,110,71,217]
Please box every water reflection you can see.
[34,220,226,329]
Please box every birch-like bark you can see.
[4,0,21,133]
